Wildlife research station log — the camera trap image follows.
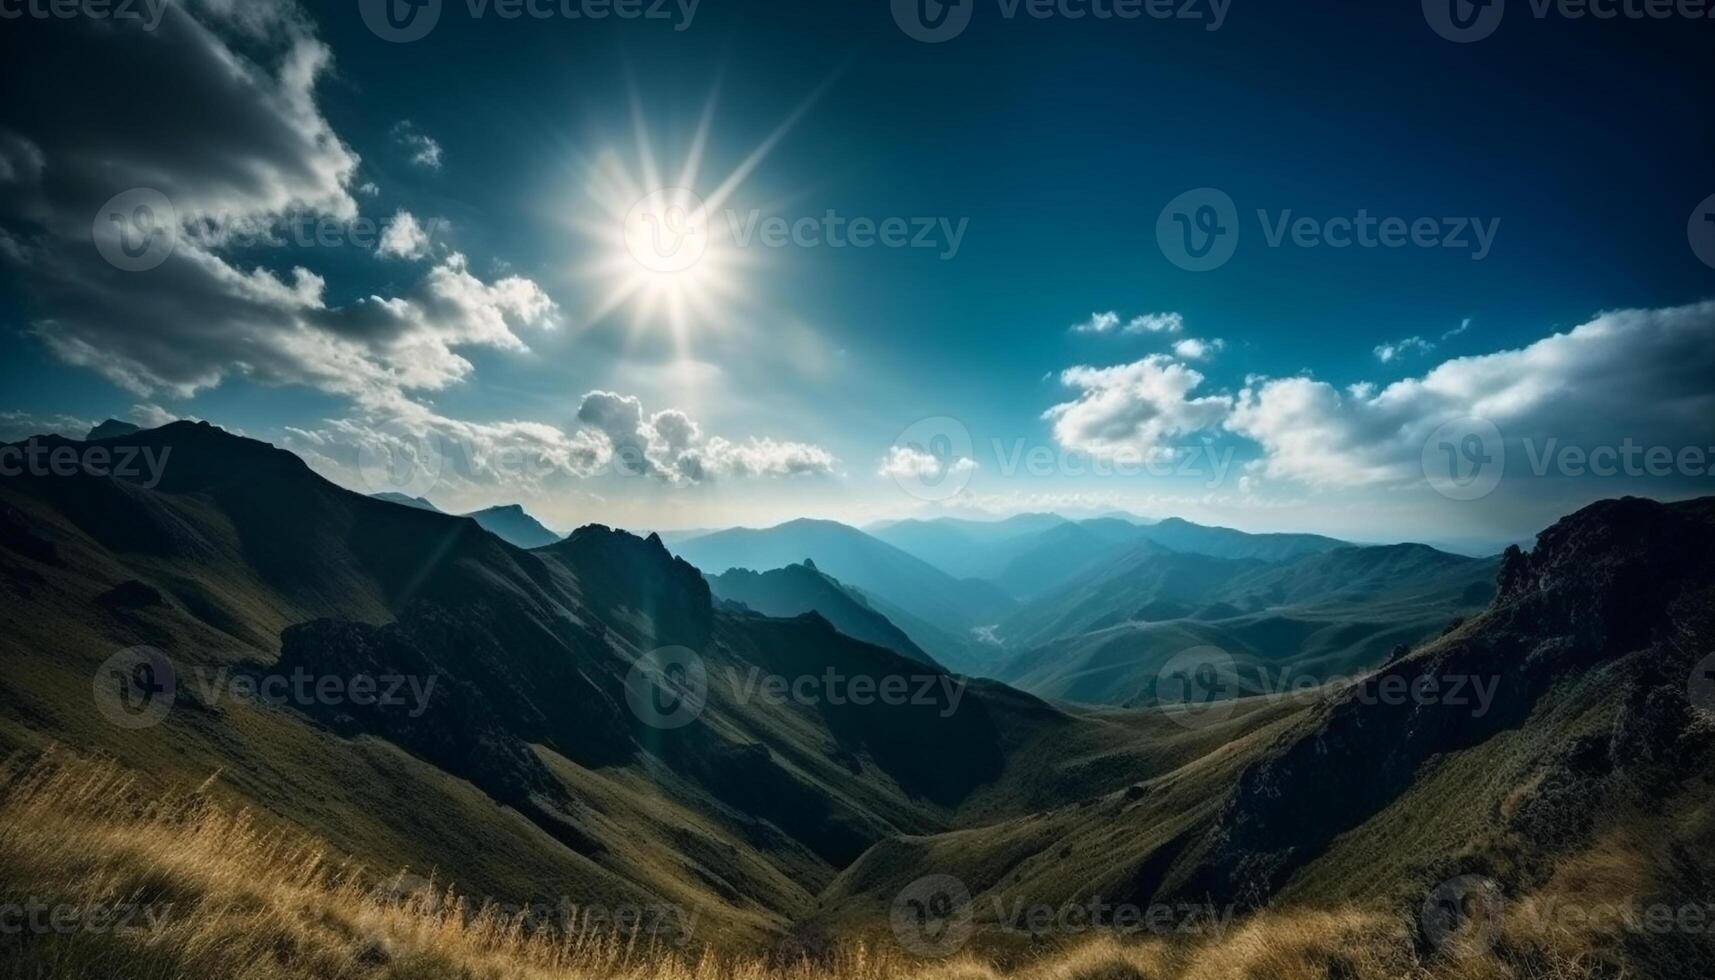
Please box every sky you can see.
[1,0,1712,552]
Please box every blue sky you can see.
[1,0,1712,551]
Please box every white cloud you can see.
[0,2,555,407]
[392,121,443,171]
[1070,311,1121,334]
[1228,301,1715,488]
[131,403,184,428]
[1125,312,1184,334]
[703,437,840,479]
[1069,310,1184,335]
[376,210,435,260]
[573,390,836,485]
[0,411,94,442]
[1373,335,1435,363]
[1172,337,1225,361]
[1043,355,1233,460]
[283,407,614,500]
[878,445,977,483]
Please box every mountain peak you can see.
[1494,495,1715,645]
[371,492,441,513]
[86,418,141,441]
[461,504,558,549]
[557,524,713,648]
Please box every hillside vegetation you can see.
[5,750,1693,980]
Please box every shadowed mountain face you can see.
[1152,498,1715,913]
[0,422,1163,942]
[706,562,937,667]
[461,503,561,549]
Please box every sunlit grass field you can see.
[3,749,1674,980]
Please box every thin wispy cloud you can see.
[1069,311,1184,335]
[392,120,443,171]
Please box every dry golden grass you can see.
[0,750,1679,980]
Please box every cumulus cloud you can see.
[1228,301,1715,488]
[1172,337,1225,361]
[376,210,435,260]
[392,121,443,171]
[0,3,555,406]
[702,437,840,479]
[878,445,978,483]
[283,406,612,501]
[1070,311,1184,335]
[286,391,837,497]
[1043,355,1233,460]
[572,391,836,484]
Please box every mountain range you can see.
[369,492,562,549]
[3,420,1711,978]
[667,511,1496,702]
[705,561,936,666]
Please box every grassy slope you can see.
[808,498,1715,975]
[19,749,1702,980]
[0,423,1203,947]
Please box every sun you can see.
[580,157,750,343]
[570,82,831,351]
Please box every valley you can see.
[3,422,1713,980]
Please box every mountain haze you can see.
[669,519,1016,660]
[706,562,937,666]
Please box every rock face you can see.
[1161,496,1715,911]
[551,525,716,651]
